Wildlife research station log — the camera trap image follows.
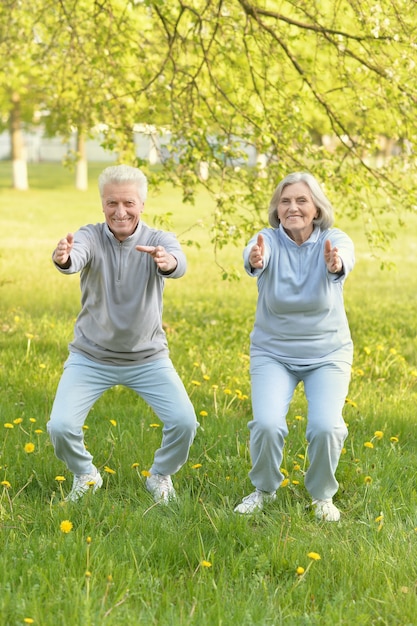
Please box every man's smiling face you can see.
[101,182,144,241]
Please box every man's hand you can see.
[249,234,265,269]
[136,245,178,273]
[324,239,343,273]
[53,233,74,267]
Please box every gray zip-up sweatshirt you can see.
[243,225,355,365]
[54,221,186,365]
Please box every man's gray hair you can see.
[98,165,148,203]
[268,172,334,229]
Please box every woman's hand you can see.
[249,234,265,269]
[324,239,342,273]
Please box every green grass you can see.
[1,162,417,625]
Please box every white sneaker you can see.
[65,467,103,502]
[146,474,176,503]
[312,498,340,522]
[234,489,276,514]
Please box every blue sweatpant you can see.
[47,352,198,476]
[248,355,350,500]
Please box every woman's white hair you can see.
[98,165,148,203]
[268,172,334,229]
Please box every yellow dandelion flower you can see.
[292,480,300,485]
[191,463,202,469]
[141,469,151,477]
[364,441,374,449]
[109,419,117,426]
[281,468,289,476]
[295,415,304,421]
[296,566,305,575]
[199,410,208,417]
[364,476,373,485]
[297,454,305,460]
[374,431,384,440]
[224,388,232,395]
[355,368,365,376]
[375,514,384,523]
[4,423,14,429]
[29,418,36,423]
[24,619,34,625]
[104,466,116,475]
[389,348,397,355]
[14,315,20,323]
[149,423,160,428]
[24,442,35,454]
[307,552,321,561]
[25,333,34,340]
[345,398,357,407]
[281,478,290,488]
[341,447,347,455]
[86,536,92,544]
[1,480,11,488]
[376,344,384,351]
[85,570,92,578]
[39,363,46,369]
[191,380,201,386]
[211,384,218,390]
[201,560,212,568]
[390,436,399,443]
[34,429,43,434]
[293,463,301,471]
[13,418,23,424]
[363,346,371,355]
[203,375,210,381]
[131,462,140,468]
[60,520,73,533]
[55,476,66,482]
[193,362,200,367]
[82,425,89,430]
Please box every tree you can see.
[120,0,417,272]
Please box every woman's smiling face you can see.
[277,181,318,244]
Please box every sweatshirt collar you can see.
[278,223,321,245]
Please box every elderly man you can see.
[47,164,198,503]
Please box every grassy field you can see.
[1,162,417,625]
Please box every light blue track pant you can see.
[248,355,350,500]
[47,352,198,477]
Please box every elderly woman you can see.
[235,172,355,521]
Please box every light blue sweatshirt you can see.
[54,221,186,365]
[243,225,355,365]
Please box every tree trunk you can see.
[75,131,88,190]
[10,93,28,190]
